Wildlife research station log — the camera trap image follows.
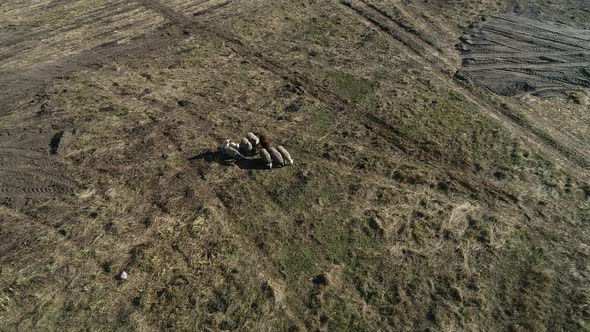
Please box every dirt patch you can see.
[0,149,74,197]
[0,130,78,208]
[458,14,590,96]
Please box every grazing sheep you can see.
[268,147,284,166]
[220,139,240,151]
[246,132,260,146]
[260,148,272,169]
[223,146,244,160]
[220,139,230,151]
[259,134,271,149]
[277,145,294,165]
[229,141,240,150]
[240,137,253,153]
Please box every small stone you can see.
[117,271,128,281]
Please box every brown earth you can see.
[0,0,589,331]
[458,14,590,97]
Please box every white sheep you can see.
[223,146,244,160]
[240,137,253,153]
[220,139,240,151]
[260,148,272,169]
[220,139,230,151]
[229,141,240,150]
[246,132,260,146]
[277,145,293,165]
[268,147,284,166]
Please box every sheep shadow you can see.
[188,150,270,170]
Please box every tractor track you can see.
[192,0,234,17]
[0,146,78,203]
[359,0,439,50]
[459,14,590,97]
[0,0,239,106]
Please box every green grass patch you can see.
[328,70,377,103]
[281,242,317,277]
[308,104,337,134]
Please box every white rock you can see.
[118,271,128,281]
[229,142,240,150]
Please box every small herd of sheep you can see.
[219,132,293,169]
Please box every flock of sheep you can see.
[219,132,293,169]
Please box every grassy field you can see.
[0,0,589,331]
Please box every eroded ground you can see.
[0,0,589,331]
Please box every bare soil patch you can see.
[458,14,590,96]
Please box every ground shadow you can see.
[235,158,270,170]
[188,150,220,163]
[188,150,270,170]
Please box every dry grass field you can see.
[0,0,589,330]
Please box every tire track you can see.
[192,0,234,17]
[483,25,588,52]
[135,0,188,24]
[0,18,184,114]
[0,142,78,202]
[339,0,426,59]
[463,50,590,60]
[359,0,439,50]
[0,0,166,72]
[340,0,461,72]
[0,0,132,46]
[493,15,590,42]
[459,14,590,98]
[0,167,78,189]
[468,61,590,71]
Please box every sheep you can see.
[260,148,272,169]
[240,137,253,153]
[268,147,284,166]
[220,139,230,151]
[277,145,293,165]
[220,139,240,151]
[229,141,240,150]
[259,134,271,149]
[223,146,245,160]
[246,132,260,146]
